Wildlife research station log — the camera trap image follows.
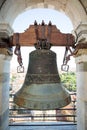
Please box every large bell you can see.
[14,45,71,110]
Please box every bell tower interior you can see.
[0,0,87,130]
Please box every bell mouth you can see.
[14,83,71,110]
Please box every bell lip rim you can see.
[14,96,71,110]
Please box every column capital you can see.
[74,22,87,44]
[75,49,87,64]
[0,48,13,57]
[0,23,13,55]
[0,23,13,36]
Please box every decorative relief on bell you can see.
[24,74,61,84]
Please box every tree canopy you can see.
[60,72,76,92]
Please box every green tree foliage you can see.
[60,72,76,92]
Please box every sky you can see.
[11,8,76,72]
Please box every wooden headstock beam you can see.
[10,24,75,47]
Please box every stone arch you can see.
[0,0,87,29]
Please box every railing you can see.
[9,93,77,126]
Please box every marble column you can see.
[0,23,13,130]
[0,50,12,130]
[75,22,87,130]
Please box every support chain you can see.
[14,33,24,73]
[61,46,76,72]
[61,31,79,72]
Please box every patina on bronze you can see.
[14,40,71,110]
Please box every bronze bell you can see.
[14,41,71,110]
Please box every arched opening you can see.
[9,8,76,125]
[0,1,87,130]
[1,0,86,28]
[11,8,75,72]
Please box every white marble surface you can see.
[10,122,77,130]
